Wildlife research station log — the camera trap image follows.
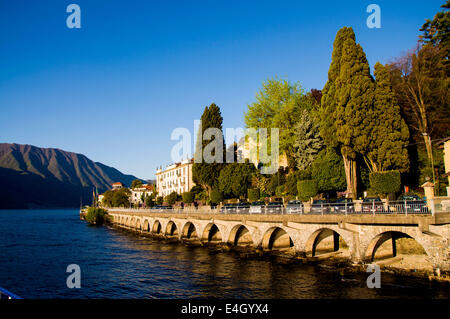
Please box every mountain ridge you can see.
[0,143,142,209]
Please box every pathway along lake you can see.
[0,209,448,299]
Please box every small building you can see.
[130,184,154,205]
[112,182,124,190]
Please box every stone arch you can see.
[262,227,294,250]
[152,220,162,234]
[305,228,348,257]
[364,231,430,263]
[165,221,179,236]
[135,218,142,230]
[202,223,223,243]
[228,224,254,246]
[142,219,150,232]
[181,221,198,239]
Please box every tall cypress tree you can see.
[192,103,225,195]
[365,62,410,172]
[320,27,375,198]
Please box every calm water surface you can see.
[0,209,448,299]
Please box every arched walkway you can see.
[262,227,293,250]
[165,221,179,237]
[202,223,223,243]
[152,220,162,234]
[228,225,254,246]
[305,228,348,257]
[181,222,198,239]
[365,231,429,262]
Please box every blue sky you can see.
[0,0,444,179]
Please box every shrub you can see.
[275,185,286,197]
[156,196,163,205]
[297,180,318,202]
[248,188,260,202]
[85,207,107,225]
[182,192,195,204]
[165,192,178,206]
[369,170,401,196]
[285,173,298,196]
[210,189,223,205]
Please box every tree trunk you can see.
[422,133,433,163]
[342,155,357,199]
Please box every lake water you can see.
[0,209,448,299]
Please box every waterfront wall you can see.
[107,209,450,272]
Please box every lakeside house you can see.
[156,159,195,197]
[130,184,154,205]
[112,182,124,190]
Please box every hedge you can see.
[297,180,318,202]
[369,170,401,195]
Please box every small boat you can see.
[0,287,22,299]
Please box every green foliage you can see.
[369,170,402,196]
[311,148,346,193]
[248,188,260,201]
[253,174,272,196]
[210,189,223,205]
[419,0,450,57]
[297,180,318,202]
[85,207,107,225]
[192,103,225,193]
[112,188,131,207]
[364,62,410,173]
[102,190,114,207]
[165,192,178,206]
[275,185,286,197]
[285,173,298,196]
[244,77,312,168]
[130,179,143,189]
[156,196,163,205]
[218,161,256,198]
[294,109,324,170]
[145,194,155,208]
[182,192,195,204]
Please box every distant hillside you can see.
[0,143,142,209]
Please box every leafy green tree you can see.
[112,188,131,207]
[311,148,346,193]
[297,180,318,202]
[248,188,260,201]
[218,161,256,198]
[102,190,114,207]
[364,62,410,173]
[182,192,195,204]
[285,173,298,196]
[85,207,107,225]
[130,179,143,189]
[192,103,225,195]
[156,196,163,205]
[165,192,178,206]
[145,195,155,208]
[294,109,324,170]
[244,78,312,168]
[420,0,450,63]
[320,27,375,198]
[369,170,402,197]
[210,189,223,205]
[389,45,449,165]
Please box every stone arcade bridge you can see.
[107,209,450,271]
